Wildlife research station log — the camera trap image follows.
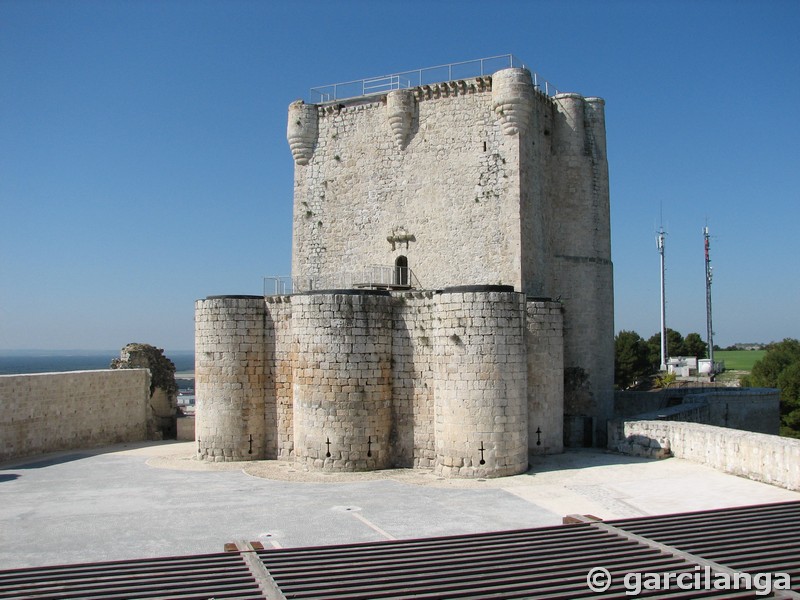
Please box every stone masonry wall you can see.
[391,291,436,468]
[544,94,614,448]
[525,300,564,454]
[433,288,528,478]
[685,389,779,435]
[609,419,800,492]
[614,387,780,435]
[195,285,565,476]
[264,296,293,459]
[291,77,522,292]
[195,296,267,462]
[0,370,149,462]
[288,67,613,450]
[292,291,393,471]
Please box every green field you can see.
[715,350,766,372]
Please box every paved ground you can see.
[2,441,799,569]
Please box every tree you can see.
[747,339,800,388]
[683,333,708,359]
[615,330,651,389]
[745,339,800,439]
[646,328,686,369]
[778,363,800,437]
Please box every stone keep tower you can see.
[195,60,613,476]
[289,66,613,446]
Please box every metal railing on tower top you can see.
[308,54,559,104]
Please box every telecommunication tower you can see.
[704,226,715,374]
[657,226,667,371]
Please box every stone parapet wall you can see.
[0,370,149,462]
[614,387,780,434]
[684,388,779,434]
[609,419,800,491]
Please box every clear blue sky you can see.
[1,0,798,352]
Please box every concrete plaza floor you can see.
[2,441,799,570]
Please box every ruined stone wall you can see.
[195,296,267,462]
[290,77,522,291]
[110,343,178,440]
[525,300,564,455]
[0,370,149,462]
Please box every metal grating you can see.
[0,552,266,600]
[256,523,760,599]
[609,501,800,594]
[2,502,798,599]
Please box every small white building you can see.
[667,356,698,377]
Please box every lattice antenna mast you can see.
[657,225,667,371]
[704,226,715,374]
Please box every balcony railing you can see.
[308,54,559,103]
[264,265,420,296]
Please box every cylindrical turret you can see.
[584,97,607,162]
[195,296,267,461]
[292,290,393,471]
[549,92,614,447]
[491,68,535,136]
[386,89,416,149]
[287,100,318,165]
[433,286,528,478]
[552,93,586,155]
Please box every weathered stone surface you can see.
[0,370,149,462]
[194,298,267,461]
[291,67,613,447]
[111,343,177,440]
[195,64,614,478]
[609,418,800,491]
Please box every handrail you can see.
[264,266,420,296]
[308,54,559,103]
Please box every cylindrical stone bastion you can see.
[292,290,393,471]
[433,286,529,478]
[195,295,267,462]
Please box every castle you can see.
[195,58,614,478]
